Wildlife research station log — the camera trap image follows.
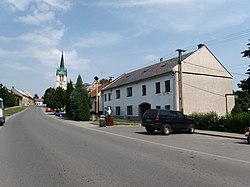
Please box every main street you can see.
[0,107,249,187]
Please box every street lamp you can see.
[94,76,99,115]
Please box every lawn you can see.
[93,117,141,126]
[5,106,26,116]
[114,118,141,126]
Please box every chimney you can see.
[198,43,205,49]
[160,58,163,62]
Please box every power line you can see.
[185,61,247,77]
[183,82,225,97]
[109,28,250,78]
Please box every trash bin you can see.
[106,117,114,126]
[99,115,106,127]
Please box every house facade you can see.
[102,44,235,119]
[11,87,34,106]
[90,81,112,115]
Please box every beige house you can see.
[178,44,235,115]
[11,87,34,106]
[102,44,235,119]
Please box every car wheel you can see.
[162,124,171,135]
[247,136,250,144]
[188,124,195,134]
[146,127,155,135]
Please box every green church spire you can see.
[56,51,67,76]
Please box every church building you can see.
[56,52,67,90]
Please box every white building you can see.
[102,44,235,120]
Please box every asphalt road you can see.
[0,106,250,187]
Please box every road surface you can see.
[0,106,249,186]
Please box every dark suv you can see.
[141,109,195,135]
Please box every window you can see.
[165,105,170,110]
[127,106,133,115]
[104,94,107,102]
[127,87,132,97]
[169,111,178,117]
[142,85,146,96]
[116,106,121,115]
[165,80,170,92]
[155,82,160,94]
[156,106,161,109]
[108,93,111,101]
[176,111,185,118]
[116,90,120,99]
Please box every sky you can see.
[0,0,250,98]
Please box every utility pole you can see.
[176,49,186,113]
[94,76,99,115]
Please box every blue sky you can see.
[0,0,250,97]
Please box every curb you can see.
[195,131,245,140]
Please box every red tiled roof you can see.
[91,82,111,97]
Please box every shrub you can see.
[189,111,219,130]
[227,112,250,133]
[189,111,250,133]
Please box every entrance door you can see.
[139,103,151,118]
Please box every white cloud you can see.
[3,0,31,11]
[3,0,71,11]
[16,10,55,25]
[74,32,124,48]
[94,0,225,8]
[3,62,32,71]
[0,26,65,46]
[145,54,158,62]
[41,0,71,11]
[98,0,249,35]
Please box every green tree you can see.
[70,75,90,121]
[232,40,250,113]
[43,87,66,110]
[43,87,56,109]
[55,87,66,110]
[0,84,16,107]
[65,80,74,118]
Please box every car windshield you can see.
[143,109,158,117]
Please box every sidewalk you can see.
[195,129,245,140]
[43,108,246,140]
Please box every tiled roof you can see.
[91,81,112,97]
[104,52,194,90]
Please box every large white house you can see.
[102,44,235,120]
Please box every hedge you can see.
[189,112,250,133]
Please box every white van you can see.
[0,98,5,125]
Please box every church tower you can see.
[56,52,67,90]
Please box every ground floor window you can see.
[165,105,170,110]
[127,105,133,115]
[156,106,161,109]
[116,106,121,115]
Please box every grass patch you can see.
[5,106,26,116]
[92,117,140,126]
[114,118,140,126]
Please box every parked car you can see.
[141,109,196,135]
[0,98,5,126]
[45,108,53,112]
[55,111,66,117]
[244,127,250,144]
